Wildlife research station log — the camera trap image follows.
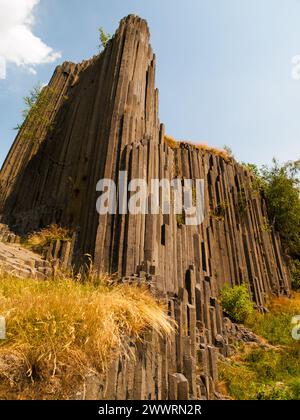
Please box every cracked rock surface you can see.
[0,242,51,279]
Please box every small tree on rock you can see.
[98,27,111,51]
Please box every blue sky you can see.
[1,0,300,167]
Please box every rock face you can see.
[0,15,291,400]
[0,241,51,279]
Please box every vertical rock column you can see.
[0,62,78,212]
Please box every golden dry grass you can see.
[164,135,180,149]
[24,224,72,253]
[0,271,174,399]
[267,293,300,314]
[164,135,232,162]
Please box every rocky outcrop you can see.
[81,267,230,400]
[0,223,74,273]
[0,15,291,400]
[0,242,51,279]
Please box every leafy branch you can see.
[14,83,55,144]
[98,27,111,51]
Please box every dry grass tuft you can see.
[164,135,232,162]
[23,225,72,253]
[164,135,180,149]
[0,271,174,399]
[267,293,300,314]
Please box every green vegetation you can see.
[219,294,300,400]
[15,83,55,143]
[246,294,300,345]
[261,160,300,259]
[223,145,234,159]
[176,213,186,227]
[98,27,111,51]
[243,159,300,290]
[237,191,247,218]
[291,260,300,291]
[219,348,300,400]
[220,284,254,323]
[242,162,261,179]
[260,216,272,233]
[19,84,44,121]
[212,200,230,221]
[0,272,174,399]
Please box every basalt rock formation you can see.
[0,15,291,400]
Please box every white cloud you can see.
[0,0,61,73]
[0,56,6,79]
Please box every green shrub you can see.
[246,294,300,345]
[261,159,300,259]
[289,378,300,400]
[98,27,111,51]
[291,260,300,291]
[237,191,247,218]
[219,295,300,400]
[218,360,258,400]
[242,159,300,261]
[213,200,229,221]
[247,312,295,346]
[256,383,293,400]
[14,83,55,144]
[219,346,300,400]
[220,284,254,323]
[245,348,300,381]
[176,213,186,227]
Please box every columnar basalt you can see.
[0,15,291,400]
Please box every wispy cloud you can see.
[0,0,61,74]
